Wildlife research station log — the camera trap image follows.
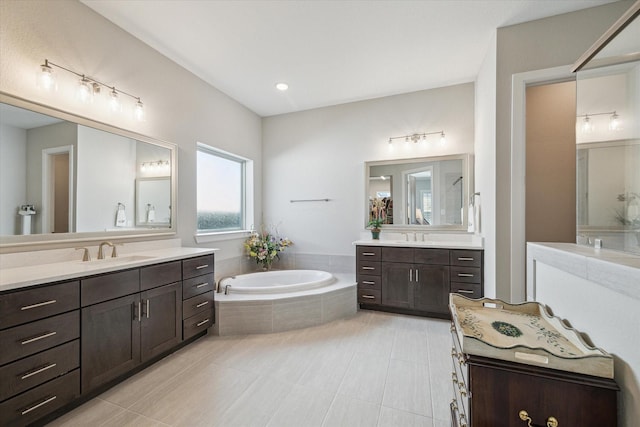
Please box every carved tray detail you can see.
[450,294,614,378]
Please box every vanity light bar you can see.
[37,59,145,121]
[576,111,621,132]
[388,131,445,145]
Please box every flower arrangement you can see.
[244,227,293,270]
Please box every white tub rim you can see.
[220,269,335,294]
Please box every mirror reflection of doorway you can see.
[42,145,74,233]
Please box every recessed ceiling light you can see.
[275,82,289,91]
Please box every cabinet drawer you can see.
[357,260,381,276]
[0,368,80,427]
[140,261,182,291]
[450,250,482,267]
[0,281,79,330]
[357,275,381,290]
[450,282,482,299]
[357,246,381,260]
[0,311,79,366]
[0,340,79,402]
[381,247,414,263]
[358,289,381,305]
[183,273,215,299]
[81,269,139,307]
[183,309,213,341]
[414,248,450,265]
[450,267,481,284]
[183,255,214,279]
[183,291,214,320]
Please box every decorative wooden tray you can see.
[449,294,614,378]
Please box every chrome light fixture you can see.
[388,130,446,145]
[37,58,145,121]
[577,111,621,134]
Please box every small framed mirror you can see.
[136,177,171,227]
[365,153,473,230]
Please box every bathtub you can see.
[220,269,335,294]
[213,270,357,336]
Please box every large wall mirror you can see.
[365,154,473,230]
[0,93,176,247]
[573,4,639,255]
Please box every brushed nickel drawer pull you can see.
[362,252,376,256]
[362,266,375,270]
[21,331,56,345]
[21,395,57,415]
[196,301,209,308]
[21,300,57,311]
[146,299,150,319]
[409,269,413,281]
[195,282,209,288]
[415,269,419,281]
[456,289,474,294]
[457,257,474,261]
[196,319,210,327]
[457,273,474,277]
[195,264,209,269]
[362,281,376,285]
[138,301,142,323]
[20,363,57,380]
[361,295,376,299]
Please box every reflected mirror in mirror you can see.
[0,95,175,246]
[366,154,471,230]
[136,177,171,226]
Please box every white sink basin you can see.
[79,255,156,265]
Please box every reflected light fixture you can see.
[37,58,145,121]
[388,130,446,145]
[609,111,620,131]
[140,160,170,172]
[577,111,621,134]
[275,82,289,91]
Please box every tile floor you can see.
[48,310,454,427]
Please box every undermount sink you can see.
[79,255,156,264]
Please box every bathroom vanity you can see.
[0,244,215,426]
[354,237,483,318]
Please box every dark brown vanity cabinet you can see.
[81,261,182,393]
[0,281,81,426]
[357,245,483,318]
[182,254,215,340]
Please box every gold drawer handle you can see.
[20,363,57,380]
[519,410,559,427]
[21,300,57,311]
[21,331,57,345]
[21,395,57,415]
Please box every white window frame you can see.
[194,142,254,243]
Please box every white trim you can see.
[510,65,575,303]
[194,229,252,243]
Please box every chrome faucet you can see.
[97,241,116,259]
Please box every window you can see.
[196,143,253,236]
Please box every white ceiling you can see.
[82,0,617,117]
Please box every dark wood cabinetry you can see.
[450,322,618,427]
[356,245,483,318]
[0,280,80,426]
[0,251,215,425]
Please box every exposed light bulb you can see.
[78,76,93,103]
[37,61,56,91]
[141,163,147,172]
[275,82,289,91]
[609,112,620,131]
[109,88,121,112]
[440,132,446,145]
[134,98,144,121]
[581,116,593,134]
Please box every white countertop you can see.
[0,245,217,292]
[353,232,483,250]
[527,242,640,301]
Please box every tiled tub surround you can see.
[214,272,357,336]
[527,242,640,427]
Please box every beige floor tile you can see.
[321,396,381,427]
[100,410,169,427]
[337,352,389,404]
[46,398,126,426]
[426,328,455,421]
[353,324,396,358]
[297,347,354,394]
[214,375,293,427]
[391,329,430,364]
[382,359,432,417]
[266,384,334,427]
[378,406,434,427]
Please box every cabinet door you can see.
[412,265,450,314]
[81,294,141,393]
[381,262,411,308]
[141,282,182,361]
